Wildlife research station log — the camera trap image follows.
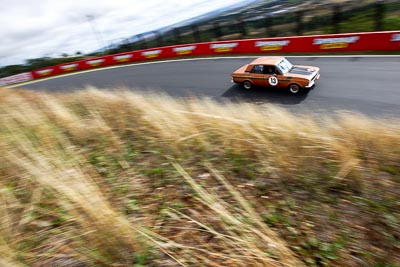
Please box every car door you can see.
[250,65,269,87]
[263,65,281,88]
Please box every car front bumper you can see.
[306,72,320,88]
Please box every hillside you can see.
[1,88,399,266]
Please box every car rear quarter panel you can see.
[231,64,251,83]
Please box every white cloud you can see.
[0,0,248,66]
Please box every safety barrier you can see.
[2,31,399,85]
[0,72,33,86]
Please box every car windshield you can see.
[276,58,293,74]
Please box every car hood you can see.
[286,65,319,78]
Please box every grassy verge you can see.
[1,87,399,266]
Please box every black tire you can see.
[243,80,252,90]
[288,83,302,94]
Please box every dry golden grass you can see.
[0,87,399,266]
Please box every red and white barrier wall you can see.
[0,72,33,86]
[2,31,399,85]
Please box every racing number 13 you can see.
[268,76,278,86]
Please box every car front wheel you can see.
[288,83,301,94]
[243,80,252,90]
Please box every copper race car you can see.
[231,57,320,94]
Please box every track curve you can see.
[15,56,400,117]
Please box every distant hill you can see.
[120,0,311,45]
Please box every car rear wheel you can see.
[243,80,252,90]
[288,83,301,94]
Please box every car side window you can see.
[251,65,264,74]
[263,65,276,75]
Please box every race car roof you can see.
[250,56,284,66]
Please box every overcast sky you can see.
[0,0,249,66]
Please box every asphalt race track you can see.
[15,56,400,117]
